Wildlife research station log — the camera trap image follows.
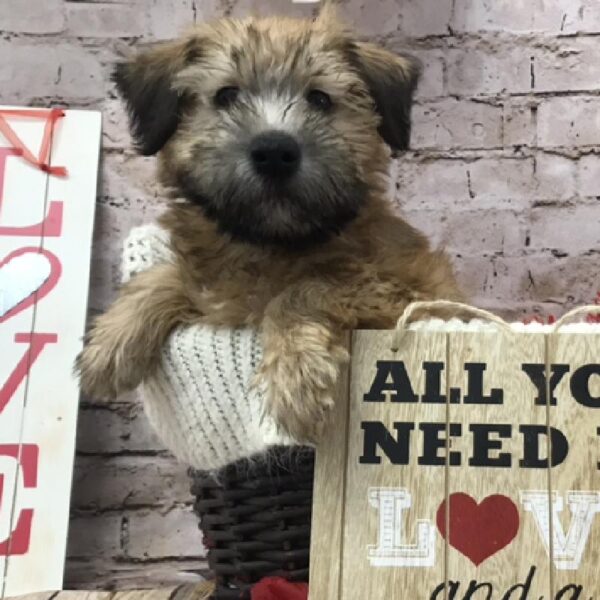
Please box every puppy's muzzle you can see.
[250,130,301,179]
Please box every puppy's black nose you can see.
[250,131,301,178]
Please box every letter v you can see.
[0,333,57,413]
[553,492,600,570]
[521,491,600,570]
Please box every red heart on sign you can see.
[436,493,519,566]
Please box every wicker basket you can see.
[190,446,315,599]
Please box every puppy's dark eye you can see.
[306,89,333,111]
[215,86,240,108]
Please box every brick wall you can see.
[0,0,598,590]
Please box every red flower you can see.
[522,315,554,325]
[522,291,600,325]
[251,577,308,600]
[587,292,600,323]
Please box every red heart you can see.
[436,493,519,566]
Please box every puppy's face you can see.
[114,10,419,248]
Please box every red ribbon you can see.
[250,577,308,600]
[0,108,68,177]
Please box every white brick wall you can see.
[0,0,598,590]
[538,96,600,147]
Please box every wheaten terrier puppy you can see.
[77,7,462,443]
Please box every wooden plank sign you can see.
[0,107,101,595]
[310,316,600,600]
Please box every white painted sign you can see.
[0,107,101,595]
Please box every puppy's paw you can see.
[257,324,348,443]
[75,325,146,400]
[75,343,119,400]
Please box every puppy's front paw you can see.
[76,342,119,400]
[257,326,348,443]
[75,324,146,400]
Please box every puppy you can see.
[77,7,463,443]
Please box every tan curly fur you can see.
[77,7,463,443]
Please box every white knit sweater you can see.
[122,224,294,470]
[122,224,598,471]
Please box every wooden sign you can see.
[310,321,600,600]
[0,107,101,595]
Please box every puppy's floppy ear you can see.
[348,42,421,152]
[112,39,200,156]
